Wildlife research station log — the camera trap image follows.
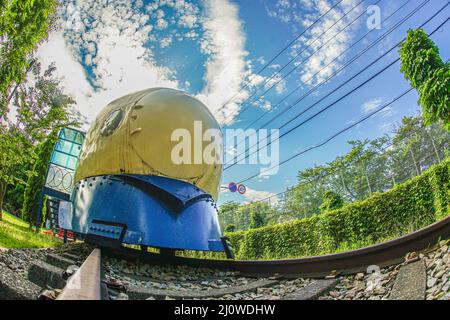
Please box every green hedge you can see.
[227,158,450,260]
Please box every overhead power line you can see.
[236,87,415,185]
[231,19,449,185]
[225,3,448,169]
[213,0,347,117]
[227,0,370,119]
[226,0,432,164]
[243,0,413,131]
[238,109,449,204]
[251,143,448,206]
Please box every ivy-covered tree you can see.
[399,29,450,129]
[0,0,58,117]
[22,130,58,227]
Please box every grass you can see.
[0,211,62,249]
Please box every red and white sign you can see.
[228,182,237,193]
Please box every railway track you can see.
[9,216,448,300]
[56,248,103,300]
[103,215,450,277]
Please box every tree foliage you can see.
[224,224,237,233]
[319,191,344,213]
[0,0,58,117]
[399,29,450,129]
[22,130,58,227]
[228,158,449,260]
[249,210,265,229]
[218,116,449,231]
[0,63,77,222]
[218,201,241,230]
[279,116,449,222]
[219,201,277,231]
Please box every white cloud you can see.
[156,9,165,19]
[37,0,192,126]
[380,106,394,119]
[36,31,92,125]
[196,0,252,125]
[269,64,281,70]
[160,36,173,48]
[220,185,280,205]
[156,18,168,29]
[36,0,255,127]
[261,101,272,111]
[244,187,279,204]
[275,80,286,94]
[179,14,197,28]
[248,74,266,87]
[266,0,363,86]
[361,97,384,113]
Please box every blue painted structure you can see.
[37,128,85,231]
[69,174,225,252]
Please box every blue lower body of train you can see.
[62,174,227,252]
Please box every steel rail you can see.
[57,248,102,300]
[103,216,450,278]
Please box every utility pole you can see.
[409,148,421,176]
[426,128,441,163]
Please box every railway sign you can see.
[238,184,247,195]
[228,182,237,193]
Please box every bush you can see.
[228,158,449,260]
[22,131,58,228]
[224,224,237,233]
[249,211,265,229]
[320,190,344,213]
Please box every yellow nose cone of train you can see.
[74,88,223,199]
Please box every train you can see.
[63,88,233,257]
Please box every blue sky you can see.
[36,0,450,205]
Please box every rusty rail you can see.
[57,248,102,300]
[104,216,450,278]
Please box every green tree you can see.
[280,116,449,220]
[0,127,31,220]
[0,0,59,117]
[4,176,26,214]
[283,165,329,220]
[218,201,241,230]
[399,29,450,129]
[219,201,276,231]
[245,202,275,229]
[0,63,77,222]
[319,190,344,213]
[393,117,424,177]
[249,210,265,229]
[224,224,237,233]
[22,130,57,227]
